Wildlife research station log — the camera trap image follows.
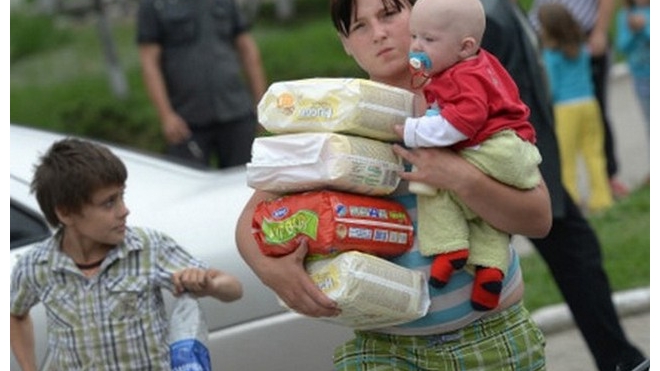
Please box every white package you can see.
[303,251,430,330]
[246,133,403,196]
[258,78,415,142]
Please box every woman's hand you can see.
[393,143,476,193]
[392,143,552,238]
[254,242,340,318]
[235,190,340,318]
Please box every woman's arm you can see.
[393,144,552,237]
[235,190,340,317]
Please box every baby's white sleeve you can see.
[403,115,468,148]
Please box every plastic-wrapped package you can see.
[298,251,430,330]
[169,294,211,371]
[247,133,403,196]
[258,78,415,142]
[253,190,413,258]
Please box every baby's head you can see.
[409,0,485,75]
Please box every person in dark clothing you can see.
[479,0,649,370]
[137,0,267,169]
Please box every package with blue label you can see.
[252,190,414,258]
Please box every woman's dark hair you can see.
[330,0,414,36]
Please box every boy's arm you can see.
[172,267,243,302]
[10,313,37,371]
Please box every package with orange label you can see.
[252,190,414,258]
[257,78,415,142]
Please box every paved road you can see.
[515,65,651,370]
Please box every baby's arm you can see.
[10,313,37,371]
[172,267,243,302]
[396,113,469,196]
[401,114,468,148]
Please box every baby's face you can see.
[409,9,465,76]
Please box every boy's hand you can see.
[172,267,243,302]
[172,267,209,296]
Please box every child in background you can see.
[616,0,650,141]
[10,138,243,370]
[396,0,542,311]
[538,2,614,214]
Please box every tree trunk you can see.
[94,0,129,99]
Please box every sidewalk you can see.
[513,64,651,370]
[536,288,650,370]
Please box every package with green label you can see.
[252,190,414,258]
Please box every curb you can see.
[531,287,650,335]
[610,62,629,80]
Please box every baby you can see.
[396,0,542,310]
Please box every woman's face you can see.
[339,0,413,87]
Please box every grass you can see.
[520,185,650,312]
[10,1,649,313]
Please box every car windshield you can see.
[10,199,51,249]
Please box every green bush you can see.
[10,11,72,63]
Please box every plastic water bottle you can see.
[168,294,212,371]
[408,168,438,196]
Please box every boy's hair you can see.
[537,3,584,59]
[31,138,128,227]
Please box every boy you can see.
[10,138,243,370]
[397,0,542,310]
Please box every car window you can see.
[10,199,51,249]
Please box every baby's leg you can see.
[467,219,510,311]
[417,192,470,288]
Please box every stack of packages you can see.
[247,78,430,330]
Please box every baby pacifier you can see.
[409,52,432,71]
[409,52,432,89]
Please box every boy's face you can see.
[60,184,130,248]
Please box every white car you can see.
[9,124,353,371]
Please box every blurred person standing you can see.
[615,0,649,142]
[528,0,630,198]
[537,2,613,214]
[481,0,648,369]
[137,0,267,168]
